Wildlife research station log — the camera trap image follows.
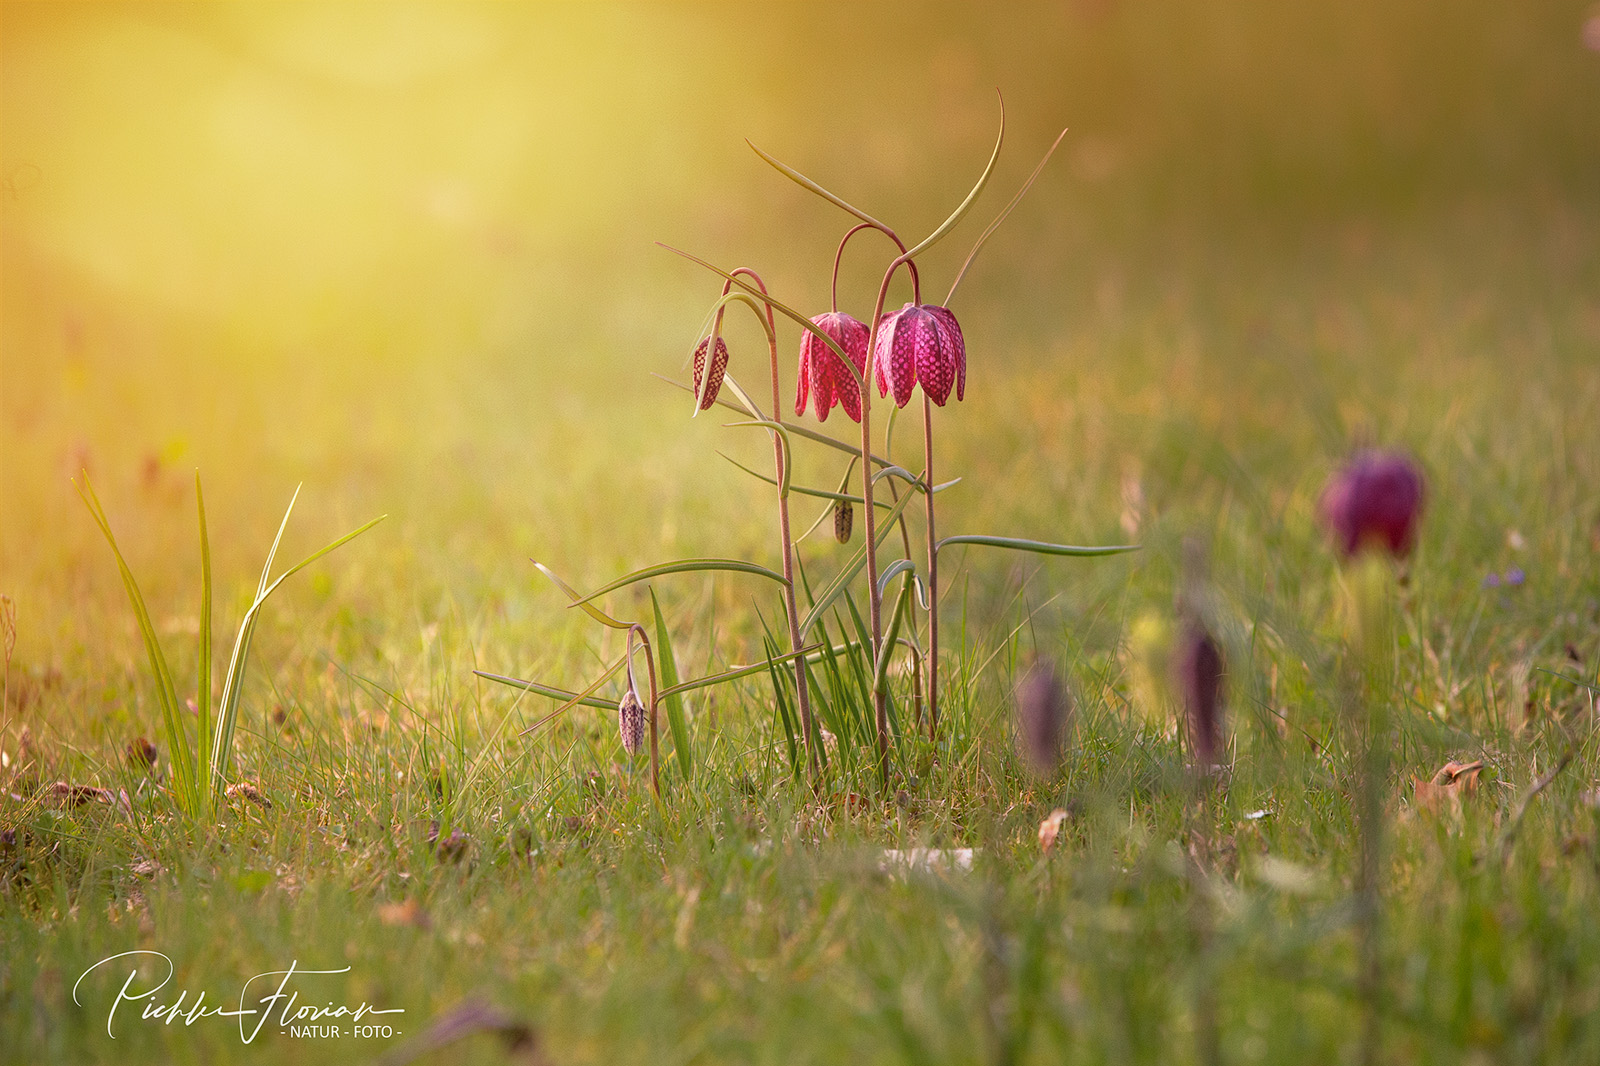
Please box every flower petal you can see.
[927,305,966,402]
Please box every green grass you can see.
[4,2,1600,1063]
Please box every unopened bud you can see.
[834,499,854,544]
[618,688,646,756]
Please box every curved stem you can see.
[922,394,939,742]
[861,252,918,781]
[833,223,920,311]
[731,268,817,774]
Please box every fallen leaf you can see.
[46,782,113,808]
[225,782,272,809]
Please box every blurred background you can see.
[2,1,1597,686]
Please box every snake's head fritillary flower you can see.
[795,312,869,423]
[1015,659,1071,777]
[618,687,646,756]
[691,335,730,412]
[1173,622,1225,768]
[873,303,967,407]
[1318,451,1427,559]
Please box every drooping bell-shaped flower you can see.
[618,687,646,756]
[873,303,967,407]
[1318,451,1426,559]
[691,335,730,411]
[795,312,869,423]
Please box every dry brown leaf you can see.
[225,782,272,809]
[1038,808,1069,853]
[47,781,113,808]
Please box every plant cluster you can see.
[481,99,1136,793]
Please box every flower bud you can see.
[833,499,854,544]
[618,688,646,756]
[1318,451,1426,559]
[692,336,730,412]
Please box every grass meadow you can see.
[3,3,1599,1063]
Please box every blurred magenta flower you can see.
[691,335,730,411]
[795,311,869,422]
[1318,451,1426,558]
[873,303,966,407]
[1173,622,1225,768]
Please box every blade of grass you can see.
[945,127,1069,304]
[650,588,693,784]
[570,558,789,608]
[195,474,212,807]
[797,488,917,640]
[77,475,201,816]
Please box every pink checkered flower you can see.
[873,303,966,408]
[795,312,869,423]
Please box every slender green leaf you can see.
[650,588,693,784]
[195,474,212,799]
[655,643,824,702]
[797,488,917,640]
[874,570,915,694]
[746,139,894,235]
[76,475,199,815]
[571,558,789,608]
[473,669,617,711]
[656,373,905,470]
[533,561,633,630]
[658,243,866,391]
[947,126,1069,304]
[934,534,1140,558]
[209,501,385,800]
[723,420,796,499]
[903,95,1006,261]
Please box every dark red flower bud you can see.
[873,303,967,407]
[796,312,869,422]
[1173,622,1225,768]
[1318,452,1427,559]
[692,336,730,411]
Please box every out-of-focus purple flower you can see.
[692,336,730,412]
[1173,622,1225,768]
[1318,451,1427,559]
[796,312,869,423]
[1505,566,1525,586]
[1015,659,1071,776]
[873,303,967,408]
[1482,572,1502,589]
